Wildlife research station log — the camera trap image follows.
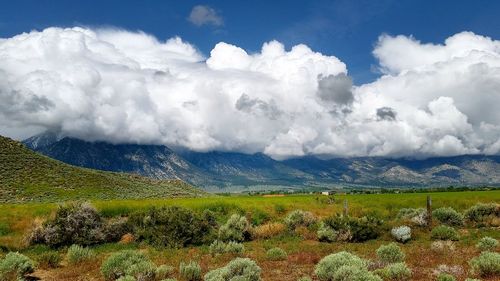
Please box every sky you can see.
[1,0,500,159]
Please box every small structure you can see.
[321,190,334,196]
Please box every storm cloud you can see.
[0,27,499,159]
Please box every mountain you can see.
[24,132,500,190]
[0,135,204,203]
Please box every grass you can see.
[0,135,205,203]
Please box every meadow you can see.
[0,190,499,281]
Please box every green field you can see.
[0,191,499,280]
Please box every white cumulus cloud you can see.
[0,27,499,159]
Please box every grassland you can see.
[0,191,499,280]
[0,136,204,203]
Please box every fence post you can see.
[343,199,348,217]
[427,195,432,229]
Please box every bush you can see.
[129,206,213,248]
[37,250,62,269]
[331,265,382,281]
[156,265,175,279]
[384,262,412,281]
[397,208,428,226]
[204,258,261,281]
[101,250,156,281]
[0,252,35,281]
[432,207,464,226]
[209,240,244,256]
[67,244,95,264]
[179,261,201,281]
[464,203,499,223]
[391,226,411,243]
[29,202,107,247]
[116,276,136,281]
[431,241,456,253]
[464,279,481,281]
[218,214,251,242]
[250,209,270,225]
[437,273,456,281]
[476,237,498,252]
[469,251,500,277]
[431,226,459,241]
[284,210,317,230]
[266,247,287,261]
[376,243,405,264]
[252,222,286,239]
[317,222,338,242]
[297,277,312,281]
[320,215,383,242]
[314,251,367,281]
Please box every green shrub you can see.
[0,252,35,281]
[160,279,177,281]
[476,237,498,252]
[320,215,383,242]
[129,206,213,248]
[284,210,316,230]
[331,265,382,281]
[397,208,428,226]
[204,258,261,281]
[431,226,459,241]
[179,261,201,281]
[37,250,62,269]
[274,204,286,215]
[218,214,251,242]
[209,240,244,256]
[29,202,106,247]
[314,251,367,281]
[101,250,155,281]
[376,243,405,263]
[250,209,270,225]
[391,226,411,243]
[156,265,175,279]
[464,203,499,223]
[384,262,411,281]
[67,244,95,264]
[317,222,337,242]
[469,251,500,277]
[436,273,456,281]
[116,276,136,281]
[432,207,464,226]
[266,247,287,261]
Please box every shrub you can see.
[437,273,456,281]
[67,244,95,264]
[29,202,106,247]
[204,258,261,281]
[37,250,61,269]
[297,277,312,281]
[432,207,464,226]
[397,208,428,226]
[464,203,499,223]
[284,210,317,230]
[464,279,481,281]
[314,251,367,281]
[129,206,213,248]
[431,226,459,241]
[0,252,35,281]
[156,265,175,279]
[179,261,201,281]
[266,247,287,261]
[384,262,412,281]
[320,215,383,242]
[101,250,156,281]
[252,222,286,239]
[469,251,500,277]
[476,237,498,252]
[431,241,456,253]
[317,222,338,242]
[391,226,411,243]
[274,204,286,215]
[209,240,244,256]
[332,265,382,281]
[218,214,251,242]
[250,209,270,225]
[116,276,136,281]
[376,243,405,264]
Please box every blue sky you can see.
[2,0,500,84]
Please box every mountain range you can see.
[24,132,500,191]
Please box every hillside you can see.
[0,136,204,203]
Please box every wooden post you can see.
[427,195,432,229]
[343,199,348,217]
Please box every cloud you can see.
[188,5,223,27]
[0,27,499,159]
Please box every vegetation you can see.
[66,244,95,264]
[432,207,464,226]
[218,214,251,242]
[205,258,261,281]
[101,250,155,281]
[430,226,459,241]
[266,247,287,261]
[376,243,405,264]
[476,236,498,252]
[0,252,34,281]
[391,226,411,243]
[0,136,204,203]
[469,251,500,277]
[179,261,201,281]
